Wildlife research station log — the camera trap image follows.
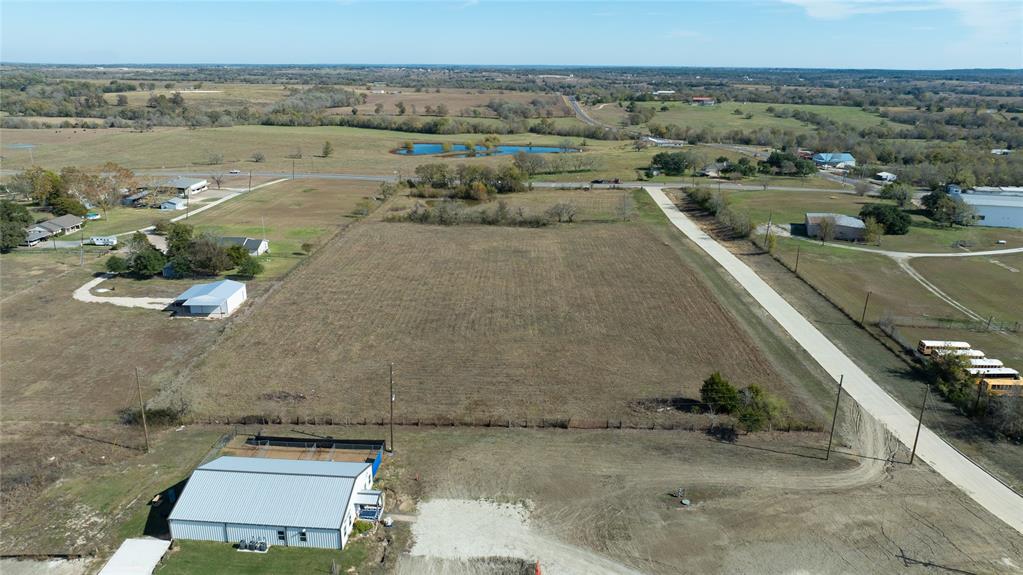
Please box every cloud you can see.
[780,0,937,20]
[939,0,1022,39]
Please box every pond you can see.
[395,143,576,156]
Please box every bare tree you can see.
[544,202,578,223]
[854,181,871,196]
[210,173,225,190]
[251,152,265,163]
[817,216,836,242]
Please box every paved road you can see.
[645,186,1023,534]
[563,95,615,130]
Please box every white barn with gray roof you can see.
[169,456,375,550]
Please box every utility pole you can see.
[79,225,84,266]
[292,160,296,180]
[859,291,872,325]
[794,246,801,274]
[388,362,395,453]
[135,367,150,453]
[248,171,252,193]
[909,386,929,465]
[826,375,844,460]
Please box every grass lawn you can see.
[155,539,368,575]
[911,254,1023,322]
[767,236,969,324]
[182,178,380,277]
[872,216,1023,253]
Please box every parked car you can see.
[228,169,241,175]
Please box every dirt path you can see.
[410,499,645,575]
[646,186,1023,534]
[72,274,173,310]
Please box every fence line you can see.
[177,414,825,434]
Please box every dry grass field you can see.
[344,87,571,119]
[171,191,820,425]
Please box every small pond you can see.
[395,143,576,156]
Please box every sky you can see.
[1,0,1021,69]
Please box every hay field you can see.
[345,87,572,118]
[177,207,806,423]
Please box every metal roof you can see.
[920,340,971,348]
[169,457,370,529]
[162,177,207,189]
[805,212,866,229]
[175,279,245,307]
[812,152,855,163]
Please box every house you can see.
[951,187,1023,229]
[160,197,188,211]
[121,190,150,207]
[218,236,269,256]
[812,152,856,168]
[168,456,377,550]
[23,228,52,246]
[28,215,83,237]
[700,162,729,178]
[172,279,247,317]
[804,213,866,241]
[691,96,716,106]
[875,171,897,183]
[160,177,208,196]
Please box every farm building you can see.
[27,215,83,237]
[812,152,856,168]
[122,190,150,207]
[218,236,269,256]
[951,187,1023,229]
[875,171,897,182]
[691,96,716,106]
[172,279,247,317]
[160,197,188,211]
[160,177,208,196]
[805,213,865,241]
[168,456,380,550]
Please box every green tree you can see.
[879,182,912,208]
[322,141,334,158]
[225,244,249,267]
[700,372,741,414]
[130,247,166,278]
[651,151,696,176]
[0,200,33,253]
[863,216,884,245]
[395,101,406,115]
[105,255,129,273]
[185,233,232,276]
[735,385,787,433]
[859,204,910,235]
[165,222,194,258]
[235,254,264,278]
[50,195,87,217]
[12,167,63,206]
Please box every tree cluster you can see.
[700,372,788,432]
[858,204,911,235]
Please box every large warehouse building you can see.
[951,186,1023,229]
[168,456,382,550]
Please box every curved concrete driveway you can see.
[73,274,173,310]
[645,186,1023,534]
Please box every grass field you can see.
[589,101,887,133]
[108,83,295,112]
[912,254,1023,322]
[171,190,822,425]
[155,540,368,575]
[183,178,380,277]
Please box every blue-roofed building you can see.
[168,456,378,549]
[172,279,247,317]
[812,152,856,168]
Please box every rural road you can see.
[644,186,1023,535]
[563,95,615,130]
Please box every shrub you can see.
[353,520,374,536]
[700,372,740,414]
[105,255,128,273]
[235,255,264,278]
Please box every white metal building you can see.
[952,187,1023,229]
[160,197,188,211]
[168,457,376,550]
[161,177,209,196]
[805,212,866,241]
[172,279,247,317]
